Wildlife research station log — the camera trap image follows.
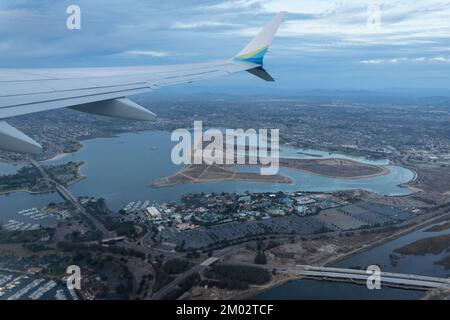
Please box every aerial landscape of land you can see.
[0,93,450,300]
[152,158,389,188]
[279,158,389,179]
[0,161,84,195]
[151,163,292,188]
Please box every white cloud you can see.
[261,0,341,15]
[200,0,264,10]
[203,0,338,13]
[430,56,448,62]
[360,59,383,64]
[122,50,171,57]
[172,21,238,30]
[209,0,450,48]
[360,56,450,64]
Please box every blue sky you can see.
[2,0,450,92]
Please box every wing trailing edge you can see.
[0,98,155,155]
[0,13,285,154]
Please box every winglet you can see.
[234,12,285,65]
[246,67,275,82]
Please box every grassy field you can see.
[425,222,450,233]
[395,234,450,256]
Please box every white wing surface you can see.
[0,12,284,154]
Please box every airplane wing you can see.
[0,12,285,154]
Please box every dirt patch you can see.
[151,164,292,187]
[279,158,389,179]
[425,222,450,233]
[394,234,450,256]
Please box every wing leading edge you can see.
[0,12,285,154]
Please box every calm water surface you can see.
[0,130,414,222]
[0,130,442,300]
[254,220,450,300]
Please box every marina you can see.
[0,206,62,230]
[2,220,41,232]
[0,271,73,300]
[0,131,425,300]
[30,280,58,300]
[123,200,151,213]
[18,208,61,221]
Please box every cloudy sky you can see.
[2,0,450,92]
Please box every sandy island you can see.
[279,158,390,179]
[151,164,293,188]
[151,158,390,188]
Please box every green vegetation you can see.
[45,161,84,185]
[163,258,192,275]
[0,165,48,193]
[185,250,201,259]
[42,254,77,276]
[22,243,53,252]
[56,250,133,299]
[163,272,200,300]
[84,198,138,237]
[114,222,137,237]
[435,255,450,269]
[57,242,146,259]
[0,161,84,193]
[0,228,53,244]
[425,222,450,233]
[395,234,450,256]
[152,267,175,293]
[254,250,267,265]
[62,141,82,154]
[69,230,103,242]
[204,264,272,290]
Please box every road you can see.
[278,265,450,290]
[151,257,218,300]
[30,159,112,237]
[30,159,164,298]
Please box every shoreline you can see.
[0,130,404,185]
[151,163,393,188]
[235,210,450,300]
[150,163,293,188]
[0,176,87,197]
[45,152,71,162]
[0,162,87,197]
[151,174,293,188]
[279,161,391,180]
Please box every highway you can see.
[28,159,450,297]
[151,257,218,300]
[30,159,112,237]
[280,265,450,290]
[28,161,252,298]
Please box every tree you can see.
[254,250,267,265]
[163,259,191,275]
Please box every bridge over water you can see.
[280,265,450,291]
